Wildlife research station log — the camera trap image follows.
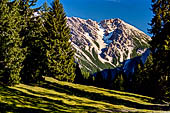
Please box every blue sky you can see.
[36,0,153,35]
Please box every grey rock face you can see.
[67,17,151,72]
[67,17,99,48]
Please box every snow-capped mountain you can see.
[67,17,151,73]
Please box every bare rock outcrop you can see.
[67,17,151,72]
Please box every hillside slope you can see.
[67,17,151,73]
[0,77,169,113]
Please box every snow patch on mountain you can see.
[72,43,99,69]
[67,17,151,73]
[103,32,113,44]
[127,46,133,59]
[97,25,107,50]
[84,33,98,51]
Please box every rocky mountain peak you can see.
[100,18,123,29]
[67,17,151,72]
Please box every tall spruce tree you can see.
[18,0,39,41]
[113,72,125,91]
[149,0,170,99]
[107,68,113,88]
[20,14,46,83]
[0,0,25,85]
[95,69,103,87]
[43,0,75,82]
[17,0,46,83]
[131,54,154,95]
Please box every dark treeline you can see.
[0,0,75,85]
[130,0,170,101]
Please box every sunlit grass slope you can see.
[0,77,169,113]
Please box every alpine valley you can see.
[67,17,151,74]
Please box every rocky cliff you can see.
[67,17,151,73]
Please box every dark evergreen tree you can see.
[0,0,25,85]
[87,74,95,85]
[41,1,49,12]
[18,0,45,83]
[148,0,170,100]
[20,15,46,83]
[131,54,154,95]
[74,65,91,84]
[43,0,75,82]
[113,72,125,91]
[95,69,103,87]
[74,63,84,84]
[18,0,39,41]
[106,68,113,88]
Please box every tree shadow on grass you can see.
[37,80,170,111]
[13,86,105,111]
[96,89,155,103]
[1,80,169,113]
[0,102,46,113]
[0,86,47,113]
[0,86,100,113]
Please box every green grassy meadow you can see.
[0,77,169,113]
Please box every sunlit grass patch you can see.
[45,77,154,104]
[0,76,169,113]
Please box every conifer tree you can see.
[149,0,170,99]
[74,63,91,84]
[113,72,125,91]
[106,68,113,88]
[131,54,154,95]
[17,0,46,83]
[18,0,39,41]
[43,0,75,82]
[0,0,25,85]
[95,69,103,87]
[20,15,46,83]
[74,63,83,83]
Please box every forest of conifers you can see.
[0,0,170,102]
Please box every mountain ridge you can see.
[67,17,151,73]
